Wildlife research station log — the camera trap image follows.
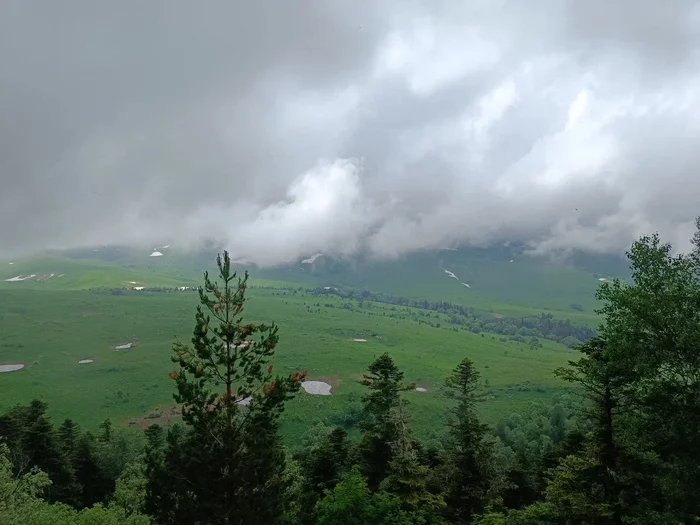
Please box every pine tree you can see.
[440,358,494,524]
[380,401,446,523]
[145,251,306,524]
[358,353,413,491]
[72,431,112,508]
[302,427,351,497]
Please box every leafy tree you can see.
[358,352,414,491]
[594,228,700,520]
[145,251,306,524]
[94,424,144,488]
[110,460,147,517]
[439,358,495,524]
[315,466,410,525]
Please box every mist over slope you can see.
[1,242,629,317]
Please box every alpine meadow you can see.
[3,2,700,523]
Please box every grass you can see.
[0,280,577,445]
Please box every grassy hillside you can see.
[0,244,621,443]
[0,285,576,444]
[258,247,626,319]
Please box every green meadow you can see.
[0,279,578,444]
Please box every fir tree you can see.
[358,353,413,491]
[302,427,351,497]
[440,358,494,524]
[0,400,79,506]
[145,251,306,524]
[380,401,446,523]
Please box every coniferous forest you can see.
[2,224,700,524]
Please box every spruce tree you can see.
[441,358,494,524]
[145,251,307,524]
[303,427,351,497]
[380,401,446,523]
[358,353,413,491]
[0,400,79,506]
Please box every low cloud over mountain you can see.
[2,1,700,264]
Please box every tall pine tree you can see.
[145,251,306,524]
[440,358,494,524]
[358,353,413,491]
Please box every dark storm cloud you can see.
[1,0,700,264]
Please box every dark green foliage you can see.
[0,400,80,505]
[6,222,700,523]
[314,466,411,525]
[302,427,351,497]
[312,288,595,345]
[71,432,113,508]
[145,251,306,524]
[358,352,414,491]
[438,358,495,524]
[506,221,700,523]
[379,401,446,523]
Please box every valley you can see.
[0,246,613,444]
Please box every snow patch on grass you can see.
[4,274,36,282]
[302,253,323,264]
[0,364,24,373]
[302,381,332,395]
[444,270,458,280]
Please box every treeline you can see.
[0,405,148,523]
[310,287,595,347]
[3,227,700,523]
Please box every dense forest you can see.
[308,287,596,347]
[2,223,700,524]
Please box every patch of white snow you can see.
[0,364,24,373]
[78,359,94,364]
[301,253,323,264]
[4,274,36,282]
[301,381,332,395]
[444,270,458,279]
[150,251,164,257]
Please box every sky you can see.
[2,0,700,266]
